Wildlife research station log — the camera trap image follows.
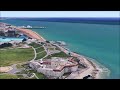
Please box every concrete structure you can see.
[29,57,78,79]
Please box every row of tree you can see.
[0,43,12,48]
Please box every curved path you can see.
[31,46,37,61]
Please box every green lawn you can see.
[17,70,47,79]
[16,64,24,69]
[45,51,69,59]
[36,51,47,60]
[55,47,60,50]
[29,42,42,48]
[0,73,40,79]
[0,73,36,79]
[36,47,44,53]
[35,72,47,79]
[0,74,19,79]
[29,70,47,79]
[0,48,34,66]
[16,75,26,79]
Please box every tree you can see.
[0,43,12,48]
[22,38,27,42]
[46,41,50,43]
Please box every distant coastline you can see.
[1,17,119,25]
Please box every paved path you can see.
[31,46,37,61]
[7,64,22,74]
[36,50,45,54]
[33,73,39,79]
[42,45,49,59]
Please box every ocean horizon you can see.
[0,18,120,79]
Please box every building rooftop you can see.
[30,57,78,72]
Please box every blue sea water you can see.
[0,18,120,79]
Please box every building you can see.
[29,57,78,79]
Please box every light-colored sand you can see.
[0,66,13,73]
[74,56,95,79]
[17,28,46,42]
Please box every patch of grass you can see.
[28,70,47,79]
[55,47,60,50]
[36,47,44,53]
[28,70,36,73]
[16,75,25,79]
[36,51,47,60]
[0,74,18,79]
[44,55,52,59]
[0,48,34,67]
[16,70,28,74]
[19,70,47,79]
[48,48,54,50]
[0,47,10,50]
[35,72,47,79]
[29,42,42,48]
[45,51,69,59]
[16,64,23,69]
[0,72,4,74]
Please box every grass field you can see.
[36,47,44,53]
[0,48,34,66]
[0,74,18,79]
[45,51,69,59]
[28,70,47,79]
[36,51,47,60]
[29,42,42,48]
[16,69,47,79]
[35,72,47,79]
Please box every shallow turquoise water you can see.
[0,37,24,42]
[1,19,120,79]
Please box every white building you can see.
[27,25,32,28]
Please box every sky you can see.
[0,11,120,18]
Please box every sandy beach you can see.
[17,28,46,42]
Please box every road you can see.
[31,46,37,61]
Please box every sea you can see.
[0,18,120,79]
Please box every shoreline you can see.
[16,28,46,42]
[84,56,110,79]
[58,45,110,79]
[1,22,110,79]
[54,44,110,79]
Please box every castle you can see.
[29,57,78,79]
